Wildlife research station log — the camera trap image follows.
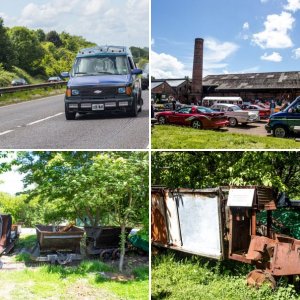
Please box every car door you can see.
[286,102,300,129]
[169,107,191,124]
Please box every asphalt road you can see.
[0,91,149,149]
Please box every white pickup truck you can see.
[211,103,259,126]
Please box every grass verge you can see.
[151,125,300,149]
[152,253,299,300]
[0,260,149,300]
[0,87,65,106]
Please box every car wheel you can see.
[138,97,143,112]
[129,98,138,117]
[158,116,167,125]
[65,106,76,120]
[229,117,238,127]
[273,126,288,138]
[192,119,203,129]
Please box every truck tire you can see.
[273,126,288,138]
[129,98,138,117]
[65,106,76,120]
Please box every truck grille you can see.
[77,87,119,98]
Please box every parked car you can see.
[211,103,259,126]
[156,105,229,129]
[153,99,169,111]
[141,63,149,90]
[163,101,183,110]
[11,78,28,86]
[265,96,300,138]
[61,45,143,120]
[48,76,62,82]
[241,104,270,119]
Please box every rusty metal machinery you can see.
[85,226,132,259]
[0,214,20,255]
[151,186,300,288]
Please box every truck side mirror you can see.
[131,68,143,75]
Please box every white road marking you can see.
[0,130,14,136]
[26,112,63,126]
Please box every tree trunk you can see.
[118,222,126,272]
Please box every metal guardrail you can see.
[0,81,67,94]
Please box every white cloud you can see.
[284,0,300,12]
[252,12,294,49]
[243,22,249,30]
[11,0,149,47]
[151,38,239,78]
[204,38,239,65]
[261,52,282,62]
[292,48,300,59]
[261,0,269,3]
[151,51,190,78]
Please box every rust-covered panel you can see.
[36,225,84,253]
[151,191,168,245]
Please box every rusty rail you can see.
[0,81,67,94]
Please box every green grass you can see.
[0,260,149,300]
[0,86,65,106]
[152,253,300,300]
[151,125,300,149]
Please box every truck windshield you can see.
[72,55,129,76]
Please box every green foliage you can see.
[45,30,62,48]
[152,125,300,149]
[152,254,299,300]
[152,151,300,197]
[130,46,149,65]
[8,26,44,74]
[0,17,16,69]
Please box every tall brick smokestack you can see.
[191,38,203,103]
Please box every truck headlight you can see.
[118,87,126,94]
[71,89,80,96]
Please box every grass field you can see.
[0,86,66,106]
[151,125,300,149]
[152,253,300,300]
[0,234,149,300]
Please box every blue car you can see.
[61,45,143,120]
[265,96,300,137]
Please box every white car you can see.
[211,103,259,126]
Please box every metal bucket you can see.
[36,225,84,253]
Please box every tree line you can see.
[0,18,149,79]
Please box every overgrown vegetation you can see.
[151,125,300,149]
[152,253,299,300]
[0,18,149,87]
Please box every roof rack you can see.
[78,45,129,56]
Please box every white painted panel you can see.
[227,188,255,207]
[175,193,222,258]
[165,192,181,246]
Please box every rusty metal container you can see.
[36,225,84,253]
[152,187,225,259]
[85,226,132,250]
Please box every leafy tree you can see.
[152,151,300,198]
[35,29,46,42]
[45,30,63,48]
[0,18,16,69]
[8,26,44,74]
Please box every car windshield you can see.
[197,106,214,113]
[230,105,242,111]
[72,55,129,76]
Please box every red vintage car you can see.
[156,106,229,129]
[241,104,270,119]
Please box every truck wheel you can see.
[273,126,287,138]
[229,117,238,127]
[129,99,138,117]
[192,119,203,129]
[65,105,76,120]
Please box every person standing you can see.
[270,99,276,115]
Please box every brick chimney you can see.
[191,38,203,103]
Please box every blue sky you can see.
[0,0,149,47]
[152,0,300,78]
